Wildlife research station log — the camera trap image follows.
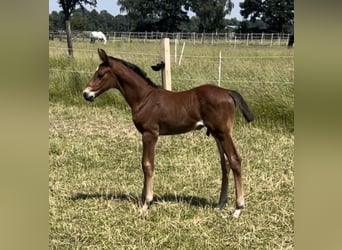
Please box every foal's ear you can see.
[98,48,109,64]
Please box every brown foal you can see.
[83,49,254,217]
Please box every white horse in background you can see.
[90,31,107,44]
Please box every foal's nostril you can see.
[83,91,95,102]
[83,92,91,101]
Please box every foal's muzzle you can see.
[83,91,95,102]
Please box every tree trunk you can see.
[65,20,73,57]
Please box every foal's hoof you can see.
[142,203,150,211]
[139,205,149,215]
[232,208,242,218]
[215,205,224,210]
[215,201,227,210]
[139,201,153,215]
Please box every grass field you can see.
[49,40,294,249]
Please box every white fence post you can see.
[218,51,222,86]
[174,38,178,65]
[178,42,186,66]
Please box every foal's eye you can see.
[97,72,104,79]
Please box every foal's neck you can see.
[117,71,154,110]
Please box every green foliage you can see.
[116,0,234,32]
[58,0,97,21]
[117,0,189,32]
[186,0,234,32]
[240,0,294,33]
[50,0,295,33]
[240,0,263,21]
[49,11,65,31]
[157,0,190,32]
[238,19,269,33]
[49,8,130,32]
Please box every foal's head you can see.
[83,49,119,102]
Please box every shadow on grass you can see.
[70,192,214,208]
[70,192,139,204]
[155,193,215,208]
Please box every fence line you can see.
[49,31,291,47]
[49,46,159,57]
[49,46,293,60]
[49,68,294,85]
[181,55,294,60]
[49,68,94,75]
[49,44,293,88]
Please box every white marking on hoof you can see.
[194,120,205,130]
[232,209,242,218]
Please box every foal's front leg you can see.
[141,132,158,211]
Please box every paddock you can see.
[49,40,294,249]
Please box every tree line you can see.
[52,0,293,56]
[50,0,293,34]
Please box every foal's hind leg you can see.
[220,133,245,217]
[215,138,230,209]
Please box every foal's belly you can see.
[159,120,205,135]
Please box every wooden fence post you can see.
[65,20,73,57]
[161,38,172,90]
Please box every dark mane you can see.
[110,56,160,88]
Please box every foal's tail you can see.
[229,90,254,122]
